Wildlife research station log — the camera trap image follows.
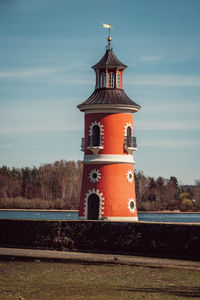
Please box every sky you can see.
[0,0,200,185]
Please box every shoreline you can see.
[0,209,79,212]
[0,209,200,213]
[139,210,197,213]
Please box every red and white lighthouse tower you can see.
[77,33,141,221]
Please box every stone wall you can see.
[0,220,200,260]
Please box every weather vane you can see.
[102,23,113,49]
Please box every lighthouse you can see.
[77,31,141,221]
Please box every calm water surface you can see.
[0,210,78,221]
[139,212,200,223]
[0,210,200,223]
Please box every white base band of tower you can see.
[83,154,135,164]
[79,216,138,222]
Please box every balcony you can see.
[81,138,85,151]
[81,135,104,155]
[124,136,137,154]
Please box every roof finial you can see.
[102,23,112,50]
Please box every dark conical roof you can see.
[92,49,127,70]
[77,88,141,110]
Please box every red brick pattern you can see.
[84,113,134,155]
[79,163,137,219]
[79,111,138,220]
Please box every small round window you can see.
[126,170,133,183]
[128,198,136,213]
[89,169,101,183]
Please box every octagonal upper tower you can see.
[77,38,140,113]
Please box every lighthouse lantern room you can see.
[77,31,141,221]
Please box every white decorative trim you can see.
[83,154,135,164]
[124,146,137,154]
[128,198,136,214]
[124,122,137,154]
[89,169,101,183]
[124,122,133,136]
[126,169,133,183]
[103,216,138,222]
[89,121,104,137]
[87,121,104,155]
[87,146,103,155]
[83,188,105,219]
[85,110,134,114]
[79,104,140,113]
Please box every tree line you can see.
[135,171,200,211]
[0,160,199,211]
[0,161,82,209]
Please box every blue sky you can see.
[0,0,200,185]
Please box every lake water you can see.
[0,210,200,223]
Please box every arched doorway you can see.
[87,193,100,220]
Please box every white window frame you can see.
[100,72,106,88]
[109,72,115,88]
[116,73,121,88]
[96,70,99,89]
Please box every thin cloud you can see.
[126,74,200,87]
[140,55,163,63]
[136,121,200,130]
[0,126,82,134]
[0,144,14,148]
[140,100,200,114]
[45,76,91,86]
[141,140,200,148]
[0,68,60,79]
[0,63,90,84]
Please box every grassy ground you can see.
[0,260,200,300]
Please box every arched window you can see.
[116,73,121,88]
[109,72,115,88]
[127,126,132,147]
[100,72,106,88]
[92,125,100,146]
